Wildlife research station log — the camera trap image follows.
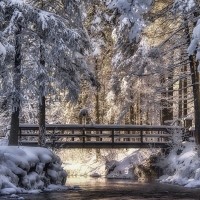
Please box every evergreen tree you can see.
[0,0,97,145]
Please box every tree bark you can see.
[184,17,200,144]
[9,24,22,146]
[160,71,173,125]
[183,65,188,117]
[38,95,46,146]
[38,40,46,147]
[94,57,100,125]
[178,74,183,119]
[129,105,135,124]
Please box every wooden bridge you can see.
[18,124,184,148]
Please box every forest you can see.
[1,0,200,145]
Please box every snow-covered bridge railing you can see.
[18,124,184,148]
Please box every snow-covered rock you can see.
[0,146,67,195]
[157,141,200,188]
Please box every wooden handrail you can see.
[19,124,182,130]
[18,124,184,149]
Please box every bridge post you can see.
[83,128,85,147]
[127,130,130,141]
[140,129,143,147]
[19,127,22,145]
[52,128,56,148]
[112,129,114,147]
[72,130,74,141]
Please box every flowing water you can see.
[5,177,200,200]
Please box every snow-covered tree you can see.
[103,0,155,124]
[186,0,200,143]
[0,0,97,145]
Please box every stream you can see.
[7,176,200,200]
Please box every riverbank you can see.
[157,141,200,188]
[57,148,160,179]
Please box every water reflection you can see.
[5,177,200,199]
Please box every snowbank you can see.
[0,146,67,195]
[60,148,159,179]
[157,141,200,188]
[106,149,159,179]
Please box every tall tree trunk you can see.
[38,40,46,147]
[184,17,200,144]
[160,70,173,125]
[183,65,188,117]
[168,70,174,122]
[160,73,167,125]
[129,105,135,124]
[178,74,183,119]
[136,94,141,125]
[94,57,100,124]
[94,58,101,158]
[38,95,46,146]
[9,24,22,146]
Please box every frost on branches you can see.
[0,0,97,118]
[188,19,200,72]
[0,42,6,64]
[173,0,195,12]
[106,0,154,42]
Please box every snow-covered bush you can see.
[78,108,89,118]
[156,140,200,188]
[0,146,67,195]
[168,128,185,153]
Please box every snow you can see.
[107,0,153,42]
[78,108,89,118]
[60,148,159,179]
[91,16,101,24]
[173,0,195,12]
[0,42,6,63]
[0,145,67,196]
[187,38,198,55]
[106,149,157,179]
[188,18,200,64]
[156,141,200,188]
[7,0,23,6]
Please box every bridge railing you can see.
[18,124,183,148]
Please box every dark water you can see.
[4,177,200,200]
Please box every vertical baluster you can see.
[52,128,55,148]
[72,130,74,141]
[83,128,85,148]
[128,130,130,141]
[112,129,114,147]
[19,127,22,146]
[140,129,143,147]
[100,130,102,141]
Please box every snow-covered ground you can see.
[0,139,68,197]
[157,141,200,188]
[59,148,160,179]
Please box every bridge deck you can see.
[18,124,183,148]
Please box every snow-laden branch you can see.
[106,0,153,42]
[0,42,6,64]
